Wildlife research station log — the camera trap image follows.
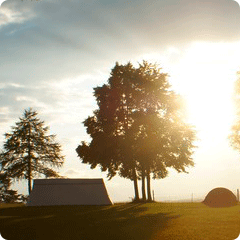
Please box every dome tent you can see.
[203,187,237,208]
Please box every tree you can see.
[229,73,240,152]
[1,108,65,194]
[76,61,196,201]
[0,160,21,203]
[77,62,141,200]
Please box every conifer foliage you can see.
[0,169,21,203]
[1,108,64,194]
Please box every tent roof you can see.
[34,178,105,185]
[203,187,237,208]
[27,178,113,206]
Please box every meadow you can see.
[0,202,240,240]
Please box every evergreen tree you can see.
[0,162,21,203]
[1,108,64,194]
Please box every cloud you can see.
[0,0,239,139]
[63,168,82,177]
[0,0,36,27]
[62,167,106,179]
[1,0,240,163]
[0,83,58,123]
[1,0,239,118]
[0,0,6,6]
[234,0,240,6]
[1,0,239,87]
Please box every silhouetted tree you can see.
[77,62,141,200]
[229,73,240,153]
[76,61,196,201]
[1,189,21,203]
[0,162,21,203]
[1,108,64,194]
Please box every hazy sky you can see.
[1,0,240,202]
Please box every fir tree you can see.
[1,108,64,194]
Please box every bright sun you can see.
[168,42,239,143]
[139,41,240,144]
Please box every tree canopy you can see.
[1,108,65,194]
[76,61,196,201]
[0,158,22,203]
[229,74,240,151]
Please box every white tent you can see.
[27,178,113,206]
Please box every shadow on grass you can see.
[0,203,180,240]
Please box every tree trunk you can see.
[141,169,146,201]
[28,173,32,195]
[133,167,139,201]
[28,123,32,195]
[146,169,152,201]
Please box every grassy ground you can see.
[0,202,240,240]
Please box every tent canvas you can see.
[203,187,237,207]
[27,178,112,206]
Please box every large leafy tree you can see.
[1,108,64,194]
[77,62,141,200]
[76,61,196,201]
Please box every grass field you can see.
[0,202,240,240]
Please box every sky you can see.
[1,0,240,203]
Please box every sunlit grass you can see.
[0,202,240,240]
[0,203,25,209]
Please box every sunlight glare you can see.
[134,42,240,145]
[169,42,240,143]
